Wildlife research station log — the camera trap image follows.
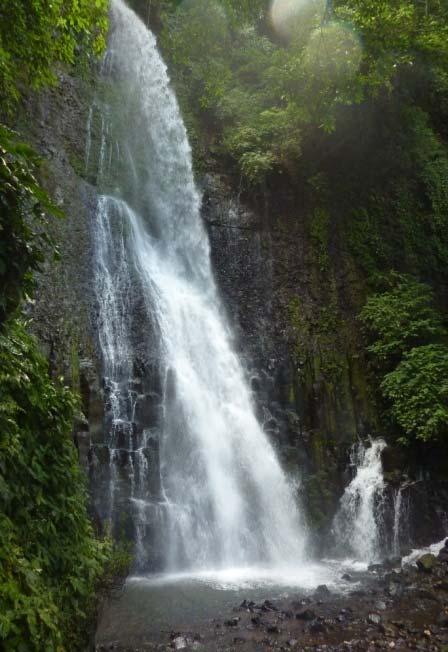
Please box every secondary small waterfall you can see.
[333,439,386,563]
[90,0,306,572]
[392,487,403,557]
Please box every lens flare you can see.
[270,0,326,42]
[303,21,362,82]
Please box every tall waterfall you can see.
[90,0,306,572]
[333,439,386,563]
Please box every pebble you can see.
[224,617,240,627]
[375,601,387,611]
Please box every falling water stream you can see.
[91,0,307,576]
[90,4,416,642]
[333,439,387,563]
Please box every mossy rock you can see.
[417,553,437,573]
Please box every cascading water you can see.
[392,487,403,557]
[90,0,306,573]
[392,485,410,557]
[333,439,386,563]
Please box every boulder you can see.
[416,553,437,573]
[314,584,331,599]
[296,609,316,621]
[438,547,448,563]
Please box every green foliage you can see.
[381,344,448,443]
[345,106,448,284]
[0,0,108,110]
[159,0,448,186]
[0,3,116,648]
[360,274,448,443]
[360,274,445,365]
[0,126,62,326]
[333,0,448,92]
[309,208,330,272]
[0,319,110,651]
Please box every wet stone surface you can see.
[96,543,448,652]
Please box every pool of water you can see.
[96,560,368,646]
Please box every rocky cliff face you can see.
[202,171,377,539]
[17,70,109,521]
[22,58,446,555]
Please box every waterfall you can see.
[90,0,306,572]
[392,487,403,557]
[392,485,410,557]
[333,439,386,563]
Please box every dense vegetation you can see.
[361,274,448,443]
[0,125,59,325]
[151,0,448,446]
[0,0,108,111]
[0,1,112,650]
[0,320,111,650]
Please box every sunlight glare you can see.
[270,0,326,42]
[303,21,362,82]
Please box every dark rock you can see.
[368,563,384,573]
[416,553,437,573]
[296,609,316,621]
[314,585,331,599]
[224,617,240,627]
[261,599,278,612]
[437,612,448,628]
[383,470,403,485]
[251,616,262,626]
[416,588,440,602]
[266,625,281,634]
[383,557,402,570]
[438,550,448,563]
[381,446,407,474]
[342,573,354,582]
[309,620,327,634]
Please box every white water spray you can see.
[91,0,306,572]
[333,439,386,563]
